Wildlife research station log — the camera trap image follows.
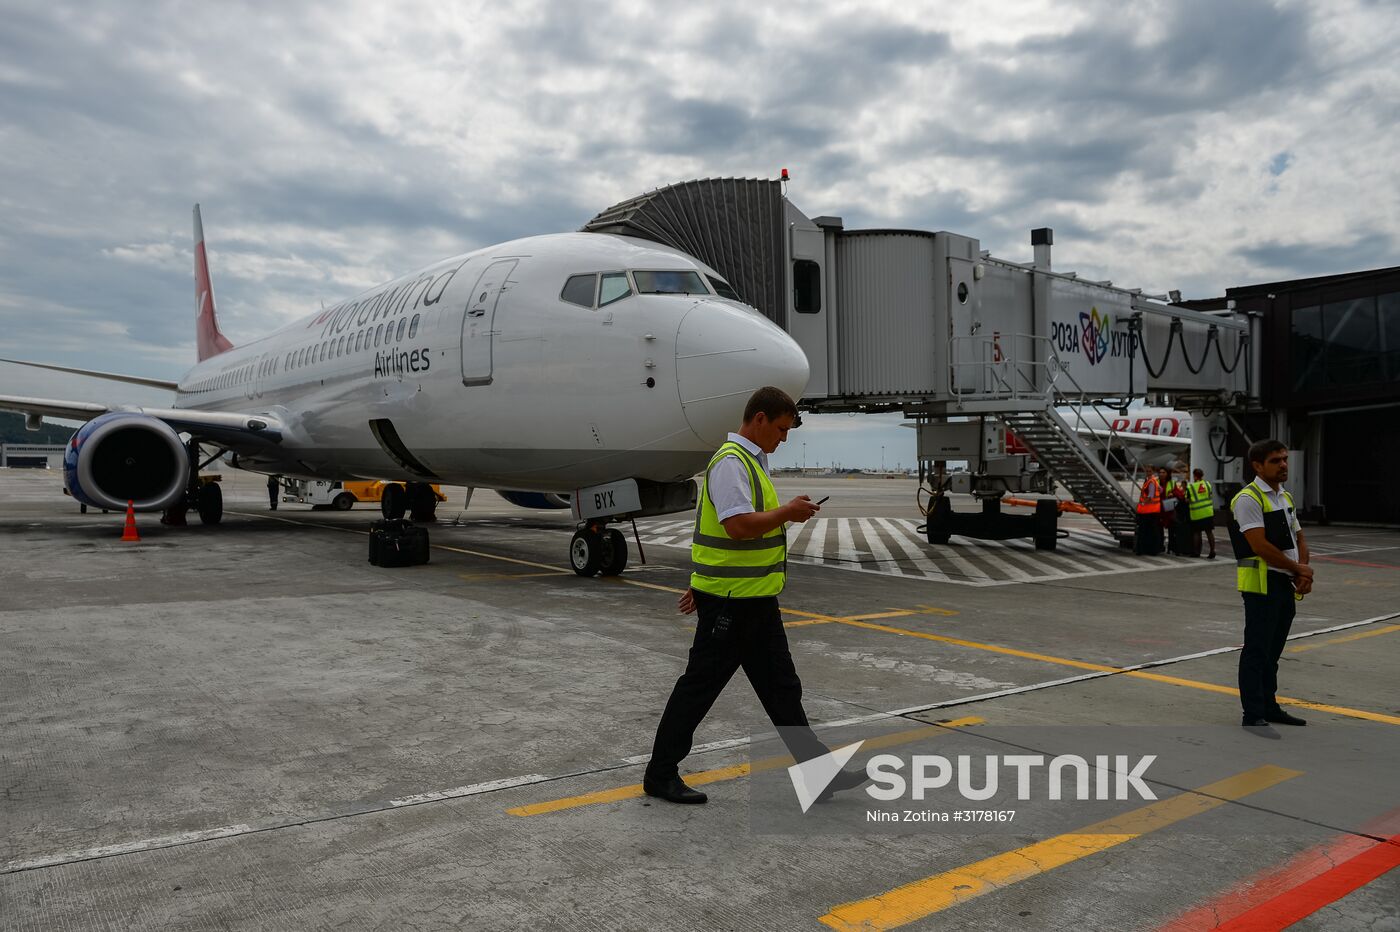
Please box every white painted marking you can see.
[388,773,551,807]
[5,824,254,873]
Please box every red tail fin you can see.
[194,204,234,362]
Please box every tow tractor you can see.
[283,479,446,511]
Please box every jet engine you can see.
[63,412,190,511]
[495,490,572,510]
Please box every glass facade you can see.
[1291,290,1400,391]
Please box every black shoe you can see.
[1207,553,1216,560]
[643,775,708,805]
[1265,709,1307,726]
[1241,717,1281,739]
[817,768,869,803]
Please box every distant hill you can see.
[0,412,76,445]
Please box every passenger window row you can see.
[187,312,421,393]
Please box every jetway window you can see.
[599,272,632,306]
[793,259,821,313]
[408,314,420,338]
[634,270,705,296]
[560,274,596,308]
[707,275,741,301]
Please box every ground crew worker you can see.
[1135,467,1163,555]
[1231,440,1311,730]
[1187,467,1216,559]
[643,386,865,805]
[1162,467,1192,555]
[267,474,279,510]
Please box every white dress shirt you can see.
[1232,476,1302,572]
[706,433,770,522]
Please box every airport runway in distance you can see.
[3,469,1398,931]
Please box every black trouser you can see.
[1238,572,1296,720]
[268,487,277,510]
[1134,513,1163,555]
[646,590,829,781]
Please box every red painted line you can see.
[1312,555,1398,569]
[1211,834,1400,931]
[1159,808,1400,931]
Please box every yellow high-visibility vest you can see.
[1232,485,1295,594]
[1186,480,1215,521]
[690,441,786,597]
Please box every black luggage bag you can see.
[369,519,430,567]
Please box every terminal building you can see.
[1184,267,1400,525]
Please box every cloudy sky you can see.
[1,0,1396,468]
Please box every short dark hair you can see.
[1247,439,1287,469]
[1193,468,1204,478]
[743,386,798,424]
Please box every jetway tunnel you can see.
[584,177,1257,546]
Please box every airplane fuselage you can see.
[172,233,808,491]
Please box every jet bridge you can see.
[585,178,1257,546]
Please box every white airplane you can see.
[0,206,809,575]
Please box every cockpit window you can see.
[706,275,742,301]
[560,273,597,308]
[599,271,632,307]
[633,270,706,295]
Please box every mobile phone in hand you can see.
[814,496,830,505]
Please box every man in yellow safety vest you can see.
[643,387,863,805]
[1186,467,1216,559]
[1230,440,1312,730]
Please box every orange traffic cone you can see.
[121,500,141,542]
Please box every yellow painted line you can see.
[458,571,569,580]
[836,618,1400,726]
[836,618,1120,672]
[1287,623,1400,654]
[507,716,983,817]
[819,765,1302,931]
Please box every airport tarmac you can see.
[2,468,1398,931]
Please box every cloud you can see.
[0,0,1398,466]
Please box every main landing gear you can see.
[380,481,438,522]
[569,523,628,577]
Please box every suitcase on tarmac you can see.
[369,519,430,567]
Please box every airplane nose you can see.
[675,301,810,446]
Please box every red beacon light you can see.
[780,168,790,181]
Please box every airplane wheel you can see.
[569,528,604,577]
[407,482,438,522]
[80,504,87,514]
[333,493,355,511]
[599,528,628,576]
[381,483,407,520]
[197,483,223,525]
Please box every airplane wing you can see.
[0,394,284,448]
[0,357,180,391]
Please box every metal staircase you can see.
[999,405,1139,542]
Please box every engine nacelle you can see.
[495,490,572,510]
[64,412,190,512]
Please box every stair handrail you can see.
[1046,360,1148,495]
[949,333,1056,403]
